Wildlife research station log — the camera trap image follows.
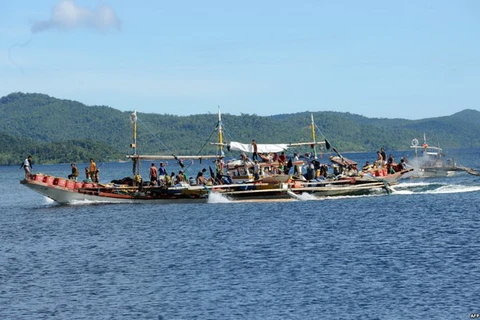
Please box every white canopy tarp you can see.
[229,141,288,153]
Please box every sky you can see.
[1,0,480,119]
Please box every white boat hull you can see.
[21,179,208,205]
[405,167,456,178]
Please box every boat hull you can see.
[214,180,391,200]
[404,167,456,178]
[418,168,456,178]
[21,169,398,204]
[291,182,389,197]
[21,179,209,204]
[359,168,413,183]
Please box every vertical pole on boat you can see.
[217,106,224,159]
[311,113,317,159]
[216,106,225,177]
[130,110,138,175]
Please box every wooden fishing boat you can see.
[20,111,398,204]
[21,169,396,204]
[21,176,209,204]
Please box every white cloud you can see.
[31,0,121,33]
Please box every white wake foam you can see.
[424,184,480,194]
[397,181,435,188]
[295,192,320,201]
[207,192,232,203]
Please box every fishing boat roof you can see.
[229,141,289,153]
[228,141,326,154]
[226,160,304,169]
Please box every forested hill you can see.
[1,92,480,165]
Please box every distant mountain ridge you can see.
[1,92,479,165]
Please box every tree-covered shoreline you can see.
[2,92,480,165]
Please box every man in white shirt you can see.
[20,155,33,179]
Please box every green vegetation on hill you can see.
[1,92,480,165]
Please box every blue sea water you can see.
[1,148,480,320]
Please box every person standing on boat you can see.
[149,163,158,186]
[20,155,33,179]
[293,153,300,175]
[375,151,383,166]
[68,163,79,181]
[380,148,387,165]
[215,157,225,175]
[89,158,97,182]
[387,154,395,173]
[252,139,258,161]
[305,161,315,180]
[158,162,167,185]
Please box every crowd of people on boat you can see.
[20,144,412,188]
[137,146,409,187]
[227,150,331,182]
[355,149,409,178]
[144,162,227,188]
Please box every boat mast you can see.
[130,110,138,175]
[311,113,317,159]
[217,106,225,158]
[216,106,226,177]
